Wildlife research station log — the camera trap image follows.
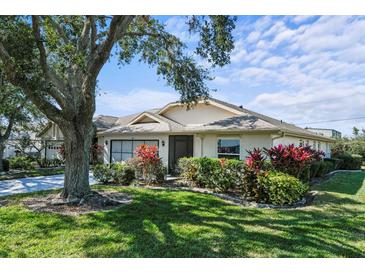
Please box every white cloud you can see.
[291,16,315,24]
[165,16,199,43]
[96,89,179,116]
[261,56,286,68]
[247,31,260,44]
[212,76,231,85]
[220,16,365,135]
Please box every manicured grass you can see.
[0,168,64,181]
[0,172,364,257]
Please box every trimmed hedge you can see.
[178,157,245,191]
[258,171,309,205]
[336,153,362,170]
[93,162,135,185]
[179,157,309,204]
[9,156,35,170]
[309,160,335,179]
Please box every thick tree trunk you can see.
[0,143,5,172]
[60,120,94,201]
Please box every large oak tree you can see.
[0,16,236,200]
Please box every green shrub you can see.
[39,158,64,168]
[336,153,362,170]
[93,164,113,183]
[126,157,166,184]
[93,162,136,185]
[178,157,200,183]
[178,157,245,191]
[195,157,220,188]
[324,158,342,170]
[110,162,136,185]
[1,159,10,172]
[9,156,35,170]
[258,171,308,205]
[309,161,321,179]
[210,159,245,192]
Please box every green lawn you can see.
[0,172,364,257]
[0,168,64,181]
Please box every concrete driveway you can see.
[0,173,96,197]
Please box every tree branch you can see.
[0,40,65,125]
[32,16,68,107]
[88,16,134,77]
[90,16,97,54]
[2,113,15,140]
[77,16,92,53]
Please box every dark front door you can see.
[169,135,193,173]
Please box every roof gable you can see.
[158,99,242,126]
[128,112,163,125]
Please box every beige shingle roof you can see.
[96,97,334,141]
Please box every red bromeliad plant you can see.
[134,144,162,183]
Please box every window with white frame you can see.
[318,141,321,151]
[110,139,159,162]
[299,140,304,146]
[217,138,240,159]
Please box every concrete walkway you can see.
[0,173,96,197]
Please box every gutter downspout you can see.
[271,131,285,146]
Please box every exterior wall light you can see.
[162,140,165,147]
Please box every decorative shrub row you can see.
[178,157,245,191]
[334,153,362,170]
[9,156,35,170]
[178,156,308,205]
[93,144,167,185]
[309,160,335,179]
[93,162,135,185]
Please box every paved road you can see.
[0,173,96,197]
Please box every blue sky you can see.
[96,16,365,136]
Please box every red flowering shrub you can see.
[245,148,266,173]
[134,144,165,183]
[264,144,324,178]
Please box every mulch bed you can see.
[22,190,132,216]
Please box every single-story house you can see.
[39,97,334,172]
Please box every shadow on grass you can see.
[1,178,365,258]
[80,187,365,258]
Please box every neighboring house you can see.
[3,132,40,159]
[39,98,335,172]
[305,127,342,139]
[37,116,118,160]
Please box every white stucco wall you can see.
[161,103,237,125]
[273,135,331,157]
[194,133,272,159]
